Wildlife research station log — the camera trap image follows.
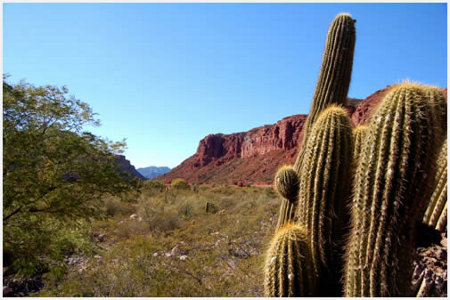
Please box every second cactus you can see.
[344,83,445,297]
[296,105,353,294]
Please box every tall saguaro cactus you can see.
[296,105,353,292]
[294,13,356,173]
[264,11,447,298]
[343,84,445,297]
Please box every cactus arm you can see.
[423,141,447,229]
[297,105,353,288]
[263,224,318,297]
[352,125,369,167]
[274,166,300,230]
[293,13,356,174]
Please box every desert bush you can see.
[171,178,190,190]
[178,200,194,218]
[104,196,135,217]
[137,195,181,233]
[112,219,149,239]
[143,180,166,192]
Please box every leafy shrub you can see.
[143,180,166,192]
[178,201,194,218]
[3,78,137,278]
[104,196,135,217]
[171,178,190,190]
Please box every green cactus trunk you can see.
[344,84,445,297]
[296,105,353,294]
[352,125,368,166]
[274,166,300,230]
[294,13,356,174]
[263,223,318,297]
[423,140,447,231]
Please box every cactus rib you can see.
[352,125,368,166]
[423,140,447,231]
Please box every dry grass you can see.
[38,184,281,297]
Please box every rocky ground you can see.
[412,231,447,297]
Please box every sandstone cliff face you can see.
[159,87,446,185]
[161,114,308,184]
[241,115,307,158]
[193,114,307,170]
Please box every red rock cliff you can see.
[159,87,446,185]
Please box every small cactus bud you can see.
[274,165,299,201]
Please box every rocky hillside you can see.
[159,114,308,185]
[159,86,445,185]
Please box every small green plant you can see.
[205,201,218,214]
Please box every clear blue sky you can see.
[4,3,447,168]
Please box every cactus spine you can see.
[423,140,447,231]
[294,13,356,173]
[296,105,353,290]
[352,125,368,166]
[343,84,445,297]
[274,165,300,230]
[424,87,447,143]
[263,223,317,297]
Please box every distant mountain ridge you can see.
[137,166,171,179]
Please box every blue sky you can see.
[3,3,447,168]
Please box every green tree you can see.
[3,78,138,277]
